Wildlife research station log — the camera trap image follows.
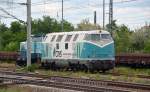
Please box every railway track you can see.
[49,76,150,90]
[0,75,130,92]
[0,69,150,80]
[0,71,150,92]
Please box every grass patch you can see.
[0,62,16,68]
[112,66,150,76]
[0,86,24,92]
[12,65,150,84]
[26,64,39,72]
[34,69,150,84]
[16,64,39,72]
[0,60,15,64]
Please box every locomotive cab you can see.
[16,35,44,66]
[80,31,115,71]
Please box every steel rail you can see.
[1,69,150,79]
[0,71,150,91]
[0,76,130,92]
[49,76,150,90]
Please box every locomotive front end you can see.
[80,30,115,72]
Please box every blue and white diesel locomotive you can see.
[17,30,115,72]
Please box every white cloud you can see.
[113,7,150,29]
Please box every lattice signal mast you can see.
[109,0,113,33]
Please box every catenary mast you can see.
[27,0,31,67]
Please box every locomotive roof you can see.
[47,30,110,35]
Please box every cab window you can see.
[84,34,100,41]
[91,34,100,41]
[101,34,111,39]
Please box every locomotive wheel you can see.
[89,66,95,73]
[51,62,56,70]
[76,62,81,71]
[82,64,88,72]
[89,68,94,73]
[102,69,106,73]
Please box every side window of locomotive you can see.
[56,35,63,42]
[56,43,59,49]
[65,43,68,50]
[101,34,111,39]
[51,35,56,42]
[65,35,72,42]
[73,34,79,41]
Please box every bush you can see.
[26,64,39,72]
[144,40,150,53]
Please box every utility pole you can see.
[27,0,31,67]
[109,0,113,34]
[103,0,105,29]
[94,11,97,25]
[61,0,64,32]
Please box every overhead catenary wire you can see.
[0,7,25,24]
[0,0,147,20]
[2,0,140,11]
[90,0,140,7]
[0,15,12,18]
[0,0,149,30]
[1,0,141,14]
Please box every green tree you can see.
[0,23,9,50]
[76,19,101,31]
[1,30,13,48]
[0,16,74,51]
[0,21,26,51]
[106,21,132,53]
[10,21,22,32]
[0,23,8,32]
[63,20,74,32]
[4,41,18,51]
[106,20,118,35]
[144,40,150,53]
[32,16,74,34]
[114,25,131,53]
[130,30,146,51]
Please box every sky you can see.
[0,0,150,30]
